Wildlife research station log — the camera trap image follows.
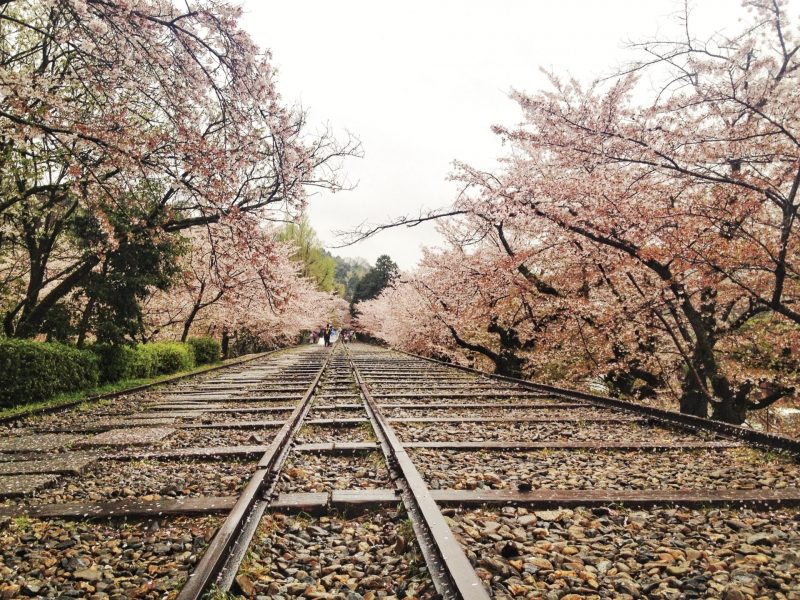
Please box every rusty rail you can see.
[176,346,333,600]
[343,346,490,600]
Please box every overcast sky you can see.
[240,0,782,270]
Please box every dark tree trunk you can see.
[679,367,709,418]
[711,400,748,425]
[494,349,524,378]
[181,281,207,343]
[444,323,525,378]
[181,304,201,342]
[3,309,17,337]
[13,256,100,338]
[76,293,98,348]
[221,327,230,359]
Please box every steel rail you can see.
[176,345,335,600]
[343,345,490,600]
[393,349,800,455]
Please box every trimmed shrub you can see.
[187,336,221,365]
[136,341,195,376]
[129,345,157,379]
[0,339,99,408]
[91,343,137,384]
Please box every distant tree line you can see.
[278,220,398,312]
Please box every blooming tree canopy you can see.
[0,0,357,341]
[142,219,348,348]
[356,0,800,424]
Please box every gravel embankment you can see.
[295,424,375,444]
[313,395,363,407]
[375,397,562,406]
[178,410,293,422]
[449,505,800,599]
[2,392,153,434]
[308,408,368,420]
[276,452,391,493]
[154,428,277,449]
[393,421,708,443]
[10,459,253,506]
[385,408,622,420]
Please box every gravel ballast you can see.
[8,458,253,507]
[393,421,709,443]
[411,447,800,491]
[232,509,439,599]
[153,428,276,449]
[0,515,221,599]
[449,505,800,599]
[277,452,391,493]
[296,424,375,444]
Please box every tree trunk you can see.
[445,324,512,376]
[76,293,98,348]
[710,400,748,425]
[3,309,17,337]
[14,256,100,338]
[679,368,709,418]
[221,327,230,359]
[494,349,524,378]
[181,303,201,342]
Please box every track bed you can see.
[1,343,798,600]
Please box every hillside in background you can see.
[279,219,397,307]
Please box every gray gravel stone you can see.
[449,505,800,599]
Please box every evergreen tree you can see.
[350,255,398,315]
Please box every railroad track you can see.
[1,343,799,599]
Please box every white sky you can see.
[240,0,780,270]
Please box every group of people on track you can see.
[309,324,356,346]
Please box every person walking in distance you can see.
[323,323,332,347]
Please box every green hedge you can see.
[135,341,195,376]
[129,345,157,379]
[1,339,202,409]
[92,343,137,383]
[0,340,99,408]
[187,336,221,365]
[94,341,198,380]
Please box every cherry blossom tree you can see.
[0,0,358,338]
[141,217,348,349]
[357,208,614,380]
[356,0,800,424]
[490,0,799,423]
